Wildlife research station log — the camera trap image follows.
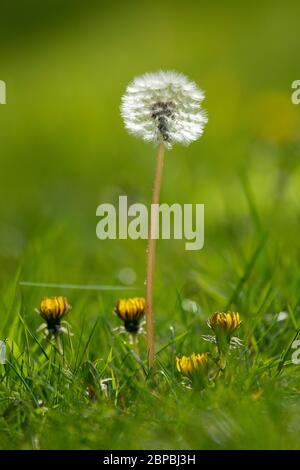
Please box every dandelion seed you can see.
[121,71,207,366]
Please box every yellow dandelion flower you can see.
[208,312,241,336]
[176,352,209,378]
[115,297,145,334]
[38,296,71,334]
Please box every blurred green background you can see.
[1,0,300,449]
[1,0,300,288]
[1,1,300,273]
[1,0,300,352]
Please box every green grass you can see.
[1,0,300,450]
[1,215,300,450]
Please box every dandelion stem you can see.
[146,142,165,367]
[131,333,139,357]
[55,335,63,356]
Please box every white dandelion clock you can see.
[121,70,207,148]
[120,71,208,367]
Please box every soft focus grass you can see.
[1,0,300,450]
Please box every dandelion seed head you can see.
[121,70,207,148]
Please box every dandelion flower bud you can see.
[121,70,207,148]
[208,312,241,338]
[115,297,145,334]
[176,352,209,378]
[38,296,71,335]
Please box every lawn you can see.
[1,0,300,450]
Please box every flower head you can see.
[176,352,209,378]
[115,297,145,334]
[208,312,241,338]
[121,71,207,148]
[38,296,71,336]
